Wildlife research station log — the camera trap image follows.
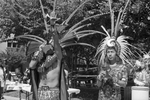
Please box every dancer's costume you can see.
[4,0,104,99]
[95,0,138,100]
[134,55,150,86]
[27,32,68,100]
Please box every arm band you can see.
[43,54,57,68]
[31,51,43,61]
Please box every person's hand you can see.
[97,71,106,80]
[138,82,145,86]
[23,76,28,81]
[38,67,45,73]
[134,78,145,86]
[39,43,46,51]
[113,77,118,83]
[37,64,45,73]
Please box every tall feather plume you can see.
[114,0,130,36]
[12,0,100,51]
[114,8,122,36]
[108,0,114,36]
[95,0,143,66]
[39,0,49,34]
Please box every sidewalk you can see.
[3,96,25,100]
[3,96,81,100]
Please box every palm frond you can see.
[75,30,106,39]
[16,36,43,43]
[61,42,95,49]
[16,35,46,43]
[60,34,76,43]
[66,13,110,37]
[66,24,89,36]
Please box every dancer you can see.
[28,30,68,100]
[96,37,128,100]
[95,0,137,100]
[134,58,150,86]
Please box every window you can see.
[13,43,17,47]
[8,42,11,47]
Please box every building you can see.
[0,34,25,53]
[0,41,7,53]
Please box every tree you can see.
[0,47,26,71]
[123,0,150,52]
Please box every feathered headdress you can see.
[7,0,96,56]
[95,0,136,65]
[142,52,150,66]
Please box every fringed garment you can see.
[38,86,59,100]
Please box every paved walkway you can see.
[3,96,25,100]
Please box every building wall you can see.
[0,40,24,53]
[0,41,7,53]
[0,33,15,53]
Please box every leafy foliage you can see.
[0,0,150,70]
[0,45,26,70]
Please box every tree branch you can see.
[19,22,33,32]
[13,8,30,19]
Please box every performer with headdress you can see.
[133,55,150,86]
[25,0,68,98]
[26,1,88,99]
[2,0,100,99]
[27,13,69,100]
[96,34,129,100]
[95,0,138,100]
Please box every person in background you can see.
[134,59,150,86]
[0,63,5,100]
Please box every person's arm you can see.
[134,78,145,86]
[29,50,43,69]
[52,28,62,61]
[97,67,106,87]
[64,69,69,86]
[29,50,43,100]
[43,54,57,68]
[142,70,149,86]
[133,70,149,86]
[51,27,62,73]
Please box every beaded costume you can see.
[95,0,138,100]
[134,55,150,86]
[97,63,128,100]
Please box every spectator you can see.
[0,63,5,100]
